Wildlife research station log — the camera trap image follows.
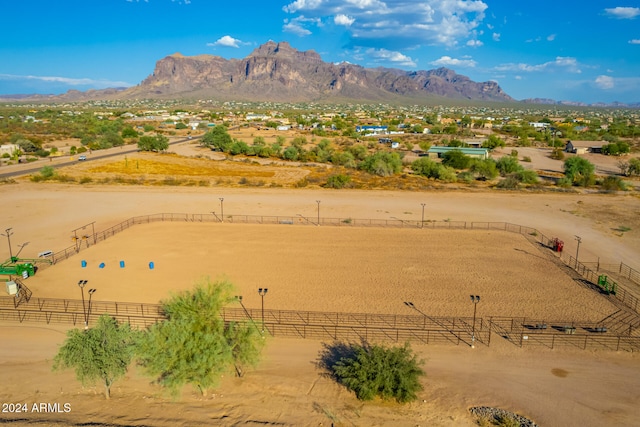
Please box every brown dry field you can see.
[1,182,640,426]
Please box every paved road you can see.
[0,137,199,179]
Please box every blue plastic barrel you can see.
[120,260,125,268]
[81,260,87,268]
[149,261,155,270]
[99,262,105,269]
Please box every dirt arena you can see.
[28,223,616,321]
[1,182,640,426]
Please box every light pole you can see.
[258,288,268,333]
[421,203,426,228]
[219,198,224,222]
[87,289,96,327]
[574,235,582,268]
[78,280,88,329]
[1,228,14,260]
[470,295,481,348]
[316,200,321,226]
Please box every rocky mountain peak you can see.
[249,41,322,63]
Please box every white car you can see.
[78,155,87,161]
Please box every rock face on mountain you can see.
[123,41,514,103]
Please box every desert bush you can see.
[496,176,520,189]
[324,174,352,189]
[564,156,595,186]
[600,176,627,192]
[359,152,402,176]
[322,342,425,403]
[469,159,498,180]
[441,149,471,169]
[521,156,532,162]
[495,156,522,176]
[550,148,565,160]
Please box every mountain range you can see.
[1,41,514,104]
[2,41,638,107]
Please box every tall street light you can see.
[470,295,481,348]
[87,289,97,327]
[316,200,321,226]
[78,280,88,329]
[219,198,224,222]
[258,288,268,333]
[421,203,426,229]
[574,235,582,268]
[1,228,14,260]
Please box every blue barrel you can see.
[149,261,155,270]
[120,260,125,268]
[81,260,87,268]
[99,262,105,269]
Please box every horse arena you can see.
[25,217,617,324]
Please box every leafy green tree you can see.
[52,315,138,399]
[563,156,595,187]
[469,159,498,180]
[482,134,505,149]
[359,151,402,176]
[441,149,471,169]
[138,135,169,152]
[121,126,138,138]
[136,278,264,397]
[282,145,300,161]
[495,156,522,176]
[322,342,425,403]
[201,126,232,151]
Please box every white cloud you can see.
[283,0,323,13]
[604,7,640,19]
[547,34,556,41]
[334,14,355,26]
[466,39,483,47]
[283,0,489,48]
[366,48,417,67]
[430,55,477,68]
[283,16,313,36]
[629,39,640,44]
[492,32,500,42]
[495,57,582,74]
[208,35,244,48]
[0,73,132,88]
[595,75,615,89]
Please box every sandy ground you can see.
[1,183,640,426]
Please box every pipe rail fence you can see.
[0,294,492,346]
[7,213,639,351]
[2,294,639,350]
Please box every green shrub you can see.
[323,342,425,403]
[324,174,352,189]
[600,176,627,192]
[521,156,532,162]
[550,148,565,160]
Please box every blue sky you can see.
[1,0,639,104]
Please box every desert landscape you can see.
[1,178,640,426]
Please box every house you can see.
[427,146,489,160]
[564,140,603,155]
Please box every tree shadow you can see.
[315,340,365,380]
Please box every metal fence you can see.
[489,317,640,352]
[561,254,640,314]
[3,294,639,351]
[11,212,640,351]
[0,294,490,346]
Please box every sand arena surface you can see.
[1,183,640,426]
[29,222,616,321]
